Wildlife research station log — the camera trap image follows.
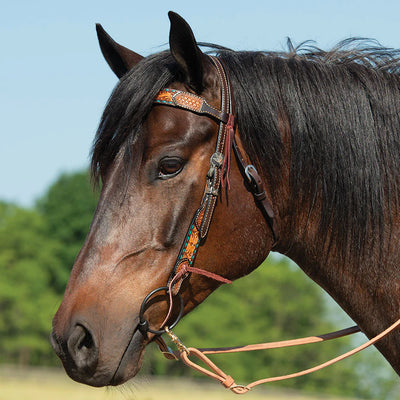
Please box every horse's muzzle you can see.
[51,319,145,387]
[50,322,102,385]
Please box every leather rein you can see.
[137,56,400,394]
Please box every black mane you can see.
[219,39,400,260]
[92,39,400,261]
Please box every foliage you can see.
[0,171,98,364]
[36,170,99,293]
[0,202,60,365]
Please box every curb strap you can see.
[160,262,232,329]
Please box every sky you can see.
[2,0,400,206]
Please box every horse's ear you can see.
[168,12,208,92]
[96,24,144,79]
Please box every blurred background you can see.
[2,0,400,399]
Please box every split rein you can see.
[137,56,400,394]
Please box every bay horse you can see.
[51,11,400,388]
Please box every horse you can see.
[51,11,400,388]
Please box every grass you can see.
[0,366,362,400]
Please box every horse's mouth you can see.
[109,324,147,386]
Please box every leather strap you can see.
[158,56,235,295]
[199,57,233,239]
[159,318,400,394]
[232,139,279,243]
[155,89,229,123]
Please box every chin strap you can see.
[160,263,232,329]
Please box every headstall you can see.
[138,55,277,337]
[136,56,400,394]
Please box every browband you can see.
[155,88,230,123]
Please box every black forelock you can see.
[91,50,179,185]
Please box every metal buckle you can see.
[205,184,219,196]
[207,152,224,179]
[244,164,257,184]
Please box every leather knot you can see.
[221,375,235,388]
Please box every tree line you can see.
[0,170,398,398]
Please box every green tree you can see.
[0,202,60,365]
[0,170,98,366]
[36,170,99,293]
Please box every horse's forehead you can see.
[143,105,217,150]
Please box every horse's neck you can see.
[281,217,400,373]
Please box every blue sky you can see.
[2,0,400,206]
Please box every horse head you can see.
[51,12,277,386]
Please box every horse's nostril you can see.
[50,331,63,357]
[67,324,98,371]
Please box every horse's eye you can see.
[158,157,184,179]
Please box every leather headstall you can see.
[138,55,277,334]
